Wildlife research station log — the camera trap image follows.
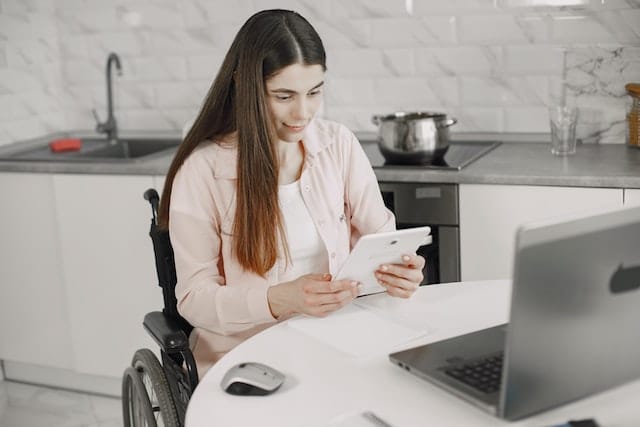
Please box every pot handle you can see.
[442,118,457,128]
[372,115,382,126]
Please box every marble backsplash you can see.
[0,0,639,147]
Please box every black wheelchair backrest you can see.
[144,188,193,336]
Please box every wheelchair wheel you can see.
[122,348,180,427]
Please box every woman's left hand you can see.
[375,254,425,298]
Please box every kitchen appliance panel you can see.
[378,182,460,285]
[379,182,458,226]
[438,226,461,284]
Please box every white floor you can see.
[0,380,122,427]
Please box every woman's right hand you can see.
[267,273,359,319]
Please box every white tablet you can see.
[336,226,432,297]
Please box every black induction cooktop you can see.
[360,140,501,170]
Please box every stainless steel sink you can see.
[0,137,181,162]
[75,138,180,159]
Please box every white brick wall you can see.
[0,0,639,146]
[0,0,65,145]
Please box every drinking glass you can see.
[549,106,578,156]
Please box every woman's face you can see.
[265,63,325,143]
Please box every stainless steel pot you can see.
[372,112,457,165]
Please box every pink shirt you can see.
[169,118,395,376]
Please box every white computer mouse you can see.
[220,362,285,396]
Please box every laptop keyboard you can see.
[444,352,503,394]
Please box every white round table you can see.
[185,280,640,427]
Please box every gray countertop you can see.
[371,140,640,189]
[1,131,639,189]
[0,130,177,176]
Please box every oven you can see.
[378,182,460,285]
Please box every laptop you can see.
[389,204,640,421]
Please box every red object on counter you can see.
[49,138,82,153]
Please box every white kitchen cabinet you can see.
[624,188,640,205]
[0,173,74,369]
[53,174,162,378]
[459,184,623,281]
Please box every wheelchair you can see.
[121,188,199,427]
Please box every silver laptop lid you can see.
[500,204,640,420]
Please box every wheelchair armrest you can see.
[143,311,190,353]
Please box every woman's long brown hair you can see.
[158,9,326,276]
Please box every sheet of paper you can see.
[286,303,428,358]
[353,292,431,331]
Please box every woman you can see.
[159,9,425,376]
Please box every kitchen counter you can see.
[0,130,178,176]
[371,140,640,188]
[1,131,639,188]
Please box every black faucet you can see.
[93,52,122,143]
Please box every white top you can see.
[184,280,640,427]
[278,180,329,282]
